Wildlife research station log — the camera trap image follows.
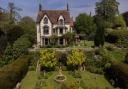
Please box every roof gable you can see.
[37,10,73,25]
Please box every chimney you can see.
[67,3,69,11]
[39,3,42,11]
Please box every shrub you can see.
[39,49,57,71]
[124,52,128,64]
[0,55,30,89]
[107,62,128,88]
[106,30,128,48]
[86,48,112,74]
[105,45,115,51]
[67,49,86,70]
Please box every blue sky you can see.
[1,0,128,20]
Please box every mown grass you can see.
[21,71,115,89]
[41,71,114,89]
[108,48,126,62]
[20,71,38,89]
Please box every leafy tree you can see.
[19,16,35,33]
[95,0,119,28]
[113,15,126,29]
[50,35,58,46]
[39,49,57,70]
[19,16,36,43]
[7,25,24,44]
[63,32,75,45]
[67,49,86,70]
[76,13,96,36]
[13,35,31,59]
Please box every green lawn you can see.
[21,71,38,89]
[81,71,114,89]
[41,71,114,89]
[108,49,126,62]
[21,70,114,89]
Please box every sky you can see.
[1,0,128,20]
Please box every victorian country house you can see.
[36,4,74,47]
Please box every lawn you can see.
[21,70,115,89]
[20,71,38,89]
[81,71,114,89]
[40,71,114,89]
[108,49,126,62]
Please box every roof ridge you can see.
[42,10,68,12]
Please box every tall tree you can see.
[8,2,22,23]
[95,0,119,27]
[94,17,105,47]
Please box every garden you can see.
[20,47,127,89]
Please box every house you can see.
[36,4,74,47]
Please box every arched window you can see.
[44,17,48,24]
[59,19,64,25]
[43,26,49,35]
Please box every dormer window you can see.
[44,17,48,24]
[59,19,64,25]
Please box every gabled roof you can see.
[36,10,73,26]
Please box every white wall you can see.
[40,15,52,37]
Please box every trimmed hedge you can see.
[0,55,30,89]
[107,62,128,88]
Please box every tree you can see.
[13,35,31,59]
[50,35,58,46]
[63,32,75,45]
[7,25,24,44]
[94,17,105,47]
[95,0,119,28]
[19,16,36,43]
[67,49,86,70]
[75,13,96,36]
[113,15,126,29]
[8,2,22,23]
[19,16,36,33]
[39,49,57,70]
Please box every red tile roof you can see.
[36,10,73,26]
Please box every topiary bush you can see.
[0,55,30,89]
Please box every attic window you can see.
[59,19,64,25]
[44,17,48,24]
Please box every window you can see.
[53,29,56,34]
[60,28,63,34]
[44,17,48,24]
[59,38,63,45]
[43,26,49,35]
[45,38,49,45]
[59,19,64,25]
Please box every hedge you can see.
[0,55,30,89]
[107,61,128,88]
